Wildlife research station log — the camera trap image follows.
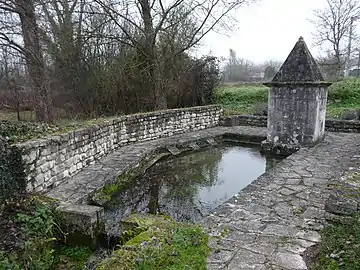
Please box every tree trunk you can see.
[16,0,53,123]
[139,0,167,110]
[153,62,167,110]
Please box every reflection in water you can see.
[104,144,283,235]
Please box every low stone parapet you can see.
[221,115,360,133]
[11,105,222,194]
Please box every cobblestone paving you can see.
[200,132,360,270]
[46,126,266,204]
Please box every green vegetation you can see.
[92,165,146,206]
[97,214,209,270]
[0,196,92,270]
[92,153,169,206]
[214,85,268,115]
[54,246,92,270]
[0,138,26,205]
[0,116,121,144]
[215,78,360,118]
[326,78,360,118]
[311,213,360,270]
[311,171,360,270]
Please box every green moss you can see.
[218,227,230,238]
[96,214,210,270]
[101,183,122,196]
[125,230,153,246]
[92,168,140,206]
[292,206,304,215]
[92,152,170,206]
[96,249,138,270]
[123,214,170,229]
[54,246,92,270]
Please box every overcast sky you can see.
[195,0,329,63]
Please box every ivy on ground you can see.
[0,196,92,270]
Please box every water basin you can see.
[104,143,283,235]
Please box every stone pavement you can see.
[201,131,360,270]
[46,125,360,269]
[46,126,266,204]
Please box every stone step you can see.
[189,142,200,150]
[167,146,181,155]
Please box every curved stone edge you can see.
[199,132,360,270]
[37,127,266,249]
[89,133,266,208]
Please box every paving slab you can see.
[200,131,360,269]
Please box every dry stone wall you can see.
[16,105,222,193]
[221,115,360,133]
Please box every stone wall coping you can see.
[263,82,332,87]
[221,114,360,132]
[15,105,222,148]
[15,105,223,193]
[221,114,360,123]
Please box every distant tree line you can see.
[221,48,282,83]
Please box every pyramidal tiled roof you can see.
[270,37,325,83]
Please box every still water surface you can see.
[104,144,282,235]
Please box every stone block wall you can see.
[16,105,222,193]
[221,115,360,133]
[221,115,267,127]
[325,119,360,133]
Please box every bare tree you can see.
[263,60,282,80]
[0,48,23,120]
[222,50,255,82]
[0,0,251,120]
[0,0,53,123]
[310,0,360,78]
[92,0,255,110]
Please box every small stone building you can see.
[261,37,332,155]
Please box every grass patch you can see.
[311,213,360,270]
[215,78,360,118]
[214,85,268,116]
[97,214,209,270]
